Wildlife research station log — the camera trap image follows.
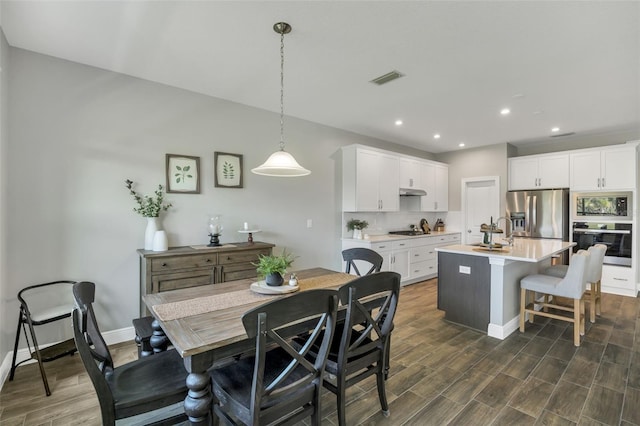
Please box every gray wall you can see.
[436,143,510,215]
[0,28,8,358]
[2,47,423,361]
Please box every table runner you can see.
[152,272,355,321]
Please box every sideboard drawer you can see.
[218,249,270,265]
[151,254,218,272]
[221,265,259,282]
[152,269,215,293]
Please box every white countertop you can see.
[435,239,575,263]
[342,230,460,243]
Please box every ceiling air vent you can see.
[550,132,576,138]
[370,70,405,85]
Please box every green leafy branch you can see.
[174,165,193,184]
[125,179,172,218]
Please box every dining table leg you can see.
[149,319,169,353]
[184,356,214,424]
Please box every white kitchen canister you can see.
[152,230,168,251]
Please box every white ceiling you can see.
[2,1,639,153]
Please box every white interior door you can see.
[462,177,500,245]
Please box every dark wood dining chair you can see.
[9,280,77,396]
[298,271,400,426]
[71,281,189,425]
[342,247,384,276]
[210,289,339,426]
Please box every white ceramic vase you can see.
[144,217,159,250]
[152,230,168,252]
[353,229,363,239]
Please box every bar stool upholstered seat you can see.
[520,250,590,346]
[542,244,606,323]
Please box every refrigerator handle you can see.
[531,195,537,234]
[525,196,531,234]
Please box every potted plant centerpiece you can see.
[125,179,172,250]
[346,218,369,239]
[254,250,296,286]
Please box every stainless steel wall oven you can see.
[572,222,632,267]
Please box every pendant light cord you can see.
[279,29,285,152]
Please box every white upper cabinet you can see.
[420,162,449,211]
[508,153,569,190]
[342,146,399,212]
[570,145,637,191]
[399,158,422,189]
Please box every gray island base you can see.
[436,239,575,339]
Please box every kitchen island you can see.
[435,239,575,339]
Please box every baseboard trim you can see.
[0,326,135,392]
[488,316,520,340]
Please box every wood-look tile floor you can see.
[1,278,638,425]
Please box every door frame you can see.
[461,176,501,245]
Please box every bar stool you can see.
[520,250,590,346]
[542,244,606,323]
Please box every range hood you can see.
[399,187,427,196]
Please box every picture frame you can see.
[214,152,243,188]
[166,154,200,194]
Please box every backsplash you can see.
[341,211,459,238]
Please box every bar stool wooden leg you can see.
[520,288,527,332]
[573,298,580,346]
[596,280,602,315]
[580,297,585,336]
[589,283,596,323]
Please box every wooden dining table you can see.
[143,267,355,425]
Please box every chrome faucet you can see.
[496,216,513,246]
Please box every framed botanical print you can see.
[166,154,200,194]
[214,152,243,188]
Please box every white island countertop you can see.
[436,238,575,263]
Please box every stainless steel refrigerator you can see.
[506,189,570,241]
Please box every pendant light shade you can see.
[251,22,311,177]
[251,149,310,176]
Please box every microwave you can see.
[573,191,632,221]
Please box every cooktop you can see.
[388,230,424,236]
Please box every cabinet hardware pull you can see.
[613,277,628,281]
[206,259,211,263]
[602,178,605,187]
[162,263,167,267]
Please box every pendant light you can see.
[252,22,311,177]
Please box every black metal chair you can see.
[210,289,339,426]
[342,247,384,276]
[9,280,77,396]
[322,271,400,426]
[72,281,188,425]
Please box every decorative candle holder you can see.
[207,215,223,247]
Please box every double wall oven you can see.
[571,191,633,267]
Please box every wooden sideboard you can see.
[137,242,274,315]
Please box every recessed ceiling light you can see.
[458,143,465,148]
[433,134,441,139]
[551,127,560,132]
[500,108,511,115]
[395,120,403,126]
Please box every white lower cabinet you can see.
[342,233,461,285]
[601,264,636,297]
